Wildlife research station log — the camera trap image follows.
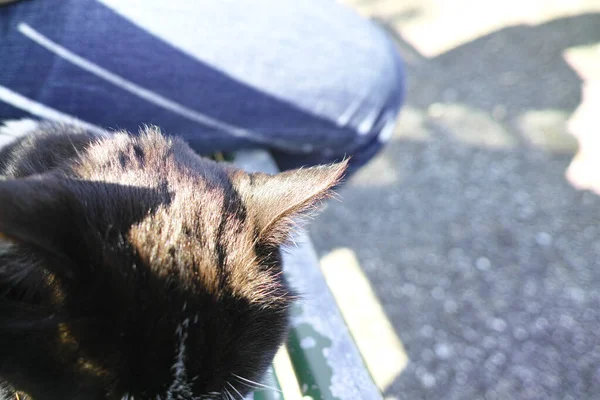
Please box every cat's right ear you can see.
[232,160,348,246]
[0,178,82,280]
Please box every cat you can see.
[0,120,346,400]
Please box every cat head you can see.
[0,132,346,399]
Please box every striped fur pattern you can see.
[0,120,346,400]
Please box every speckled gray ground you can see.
[310,11,600,400]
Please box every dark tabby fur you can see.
[0,121,346,400]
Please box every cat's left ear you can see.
[0,178,84,279]
[233,160,348,246]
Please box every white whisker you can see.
[232,373,280,392]
[226,382,243,400]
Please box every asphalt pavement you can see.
[310,6,600,400]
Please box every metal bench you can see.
[234,150,382,400]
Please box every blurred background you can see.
[311,1,600,399]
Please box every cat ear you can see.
[235,160,348,245]
[0,178,80,279]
